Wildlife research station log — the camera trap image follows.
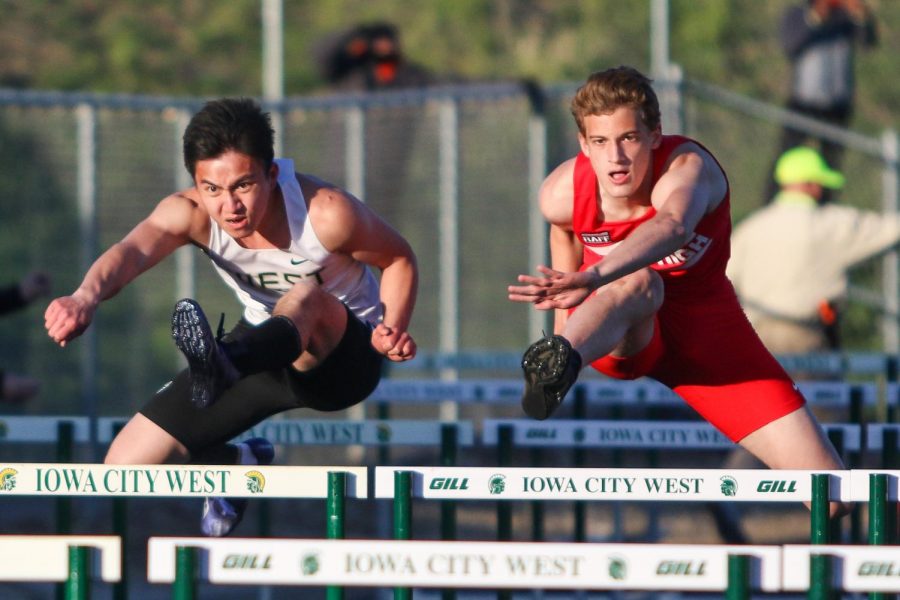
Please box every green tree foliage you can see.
[1,0,895,131]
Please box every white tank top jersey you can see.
[203,158,383,326]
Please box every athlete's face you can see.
[194,151,278,239]
[578,106,661,202]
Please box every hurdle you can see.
[0,535,120,599]
[482,420,862,543]
[0,462,365,599]
[147,536,781,598]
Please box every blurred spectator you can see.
[317,22,433,91]
[0,271,50,402]
[763,0,878,203]
[729,146,900,354]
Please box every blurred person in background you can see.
[0,270,50,402]
[731,146,900,355]
[317,22,433,92]
[45,98,418,537]
[763,0,878,203]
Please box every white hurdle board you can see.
[374,467,851,502]
[0,416,91,443]
[0,535,120,582]
[783,545,900,592]
[482,420,861,451]
[147,537,781,591]
[0,463,366,497]
[232,419,475,446]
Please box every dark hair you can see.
[570,66,661,135]
[182,98,275,177]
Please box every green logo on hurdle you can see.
[719,475,737,497]
[608,556,626,580]
[244,470,266,494]
[0,468,17,491]
[377,424,392,443]
[488,474,506,495]
[301,552,320,576]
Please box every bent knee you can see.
[611,269,664,312]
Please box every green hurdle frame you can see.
[171,470,352,600]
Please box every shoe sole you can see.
[521,337,573,420]
[172,299,216,408]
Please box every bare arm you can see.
[45,193,204,346]
[306,179,419,361]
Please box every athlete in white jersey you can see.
[45,98,419,536]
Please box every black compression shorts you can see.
[140,305,383,455]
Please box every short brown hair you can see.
[570,66,661,135]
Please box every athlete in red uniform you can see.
[507,67,844,500]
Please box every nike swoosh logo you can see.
[290,258,309,265]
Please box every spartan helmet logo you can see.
[245,470,266,494]
[608,556,627,580]
[720,476,738,497]
[488,474,506,495]
[0,468,17,491]
[376,423,392,443]
[300,553,320,576]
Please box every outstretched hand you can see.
[507,265,599,310]
[371,323,417,362]
[44,294,96,347]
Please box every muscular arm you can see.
[45,193,203,346]
[306,179,419,360]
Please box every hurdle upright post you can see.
[439,424,459,600]
[393,470,412,600]
[809,473,832,600]
[56,422,75,600]
[725,554,750,600]
[110,422,128,600]
[327,471,346,600]
[173,546,196,600]
[869,473,889,600]
[496,425,513,542]
[55,421,74,534]
[65,545,89,600]
[572,386,587,542]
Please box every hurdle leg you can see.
[56,422,74,600]
[173,546,196,600]
[869,473,889,600]
[327,471,346,600]
[111,421,128,600]
[440,424,458,600]
[65,545,89,600]
[725,554,750,600]
[809,473,832,600]
[393,470,412,600]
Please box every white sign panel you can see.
[0,463,366,498]
[783,545,900,592]
[374,467,850,502]
[148,537,781,591]
[0,535,120,582]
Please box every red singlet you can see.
[571,135,804,441]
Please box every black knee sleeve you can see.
[223,315,302,375]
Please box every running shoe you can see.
[520,334,582,420]
[172,298,239,408]
[201,437,275,538]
